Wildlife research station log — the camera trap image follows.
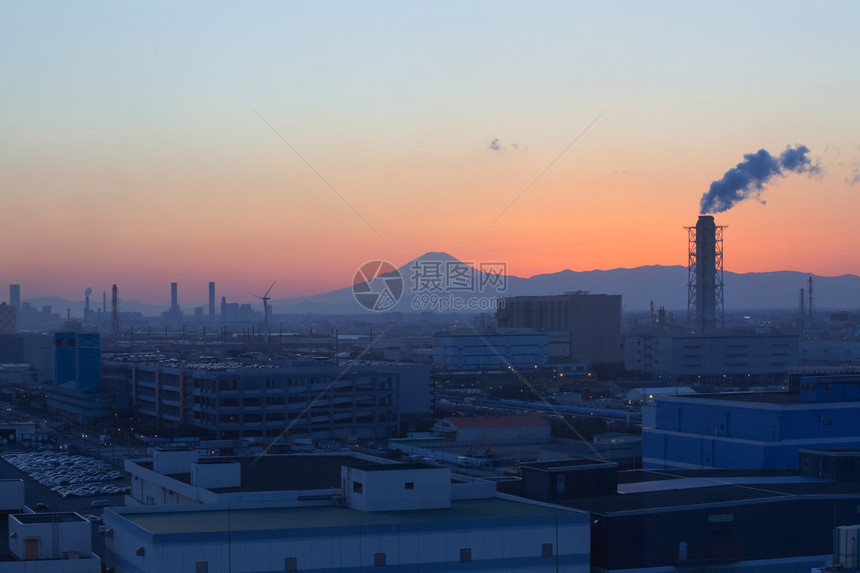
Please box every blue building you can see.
[54,332,101,390]
[643,374,860,469]
[47,332,114,426]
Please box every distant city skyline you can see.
[2,1,859,303]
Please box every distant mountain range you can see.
[22,252,860,317]
[268,252,860,315]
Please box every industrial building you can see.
[45,332,124,427]
[123,450,395,506]
[496,292,623,364]
[106,358,432,440]
[432,330,549,370]
[510,454,860,572]
[642,374,860,469]
[54,332,101,391]
[105,454,591,573]
[624,333,799,381]
[0,480,101,572]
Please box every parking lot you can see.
[2,450,129,498]
[0,448,130,514]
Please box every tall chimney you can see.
[687,215,725,334]
[171,282,178,312]
[111,284,119,337]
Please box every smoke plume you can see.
[699,144,818,214]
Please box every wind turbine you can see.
[251,281,277,328]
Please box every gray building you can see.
[496,292,622,364]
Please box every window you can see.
[284,557,297,571]
[460,548,471,563]
[374,552,386,567]
[404,482,414,490]
[541,543,553,558]
[196,563,208,573]
[353,481,363,494]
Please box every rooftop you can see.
[140,454,390,492]
[443,414,549,429]
[523,458,617,471]
[669,391,803,404]
[12,512,87,524]
[566,467,860,515]
[115,497,579,536]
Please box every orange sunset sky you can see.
[2,2,859,306]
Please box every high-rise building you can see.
[9,284,20,310]
[496,292,623,364]
[209,282,215,321]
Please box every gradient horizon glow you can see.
[2,1,859,306]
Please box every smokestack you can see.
[111,284,119,337]
[687,215,725,334]
[799,288,805,317]
[209,282,215,321]
[171,282,178,312]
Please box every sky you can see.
[2,1,859,306]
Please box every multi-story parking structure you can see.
[106,358,429,441]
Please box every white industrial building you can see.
[0,480,101,572]
[123,449,397,507]
[104,462,590,573]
